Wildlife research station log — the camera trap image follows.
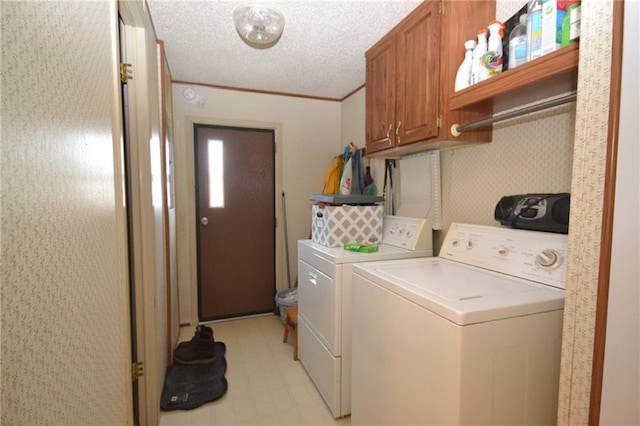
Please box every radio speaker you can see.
[494,193,570,234]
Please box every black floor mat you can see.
[160,342,228,411]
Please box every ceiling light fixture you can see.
[232,4,285,48]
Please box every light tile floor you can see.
[159,314,351,426]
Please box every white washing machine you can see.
[351,223,568,425]
[298,216,434,417]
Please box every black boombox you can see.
[494,193,570,234]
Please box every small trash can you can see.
[275,288,298,324]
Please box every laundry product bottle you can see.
[471,28,488,84]
[454,39,476,91]
[561,2,581,47]
[509,13,528,69]
[483,20,505,77]
[527,0,543,61]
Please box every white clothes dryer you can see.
[298,216,433,417]
[351,223,568,425]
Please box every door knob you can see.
[201,217,209,225]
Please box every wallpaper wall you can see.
[558,0,613,422]
[438,104,574,246]
[1,1,131,424]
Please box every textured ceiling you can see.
[146,1,422,100]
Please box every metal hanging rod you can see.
[450,92,577,136]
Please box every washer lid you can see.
[353,258,565,325]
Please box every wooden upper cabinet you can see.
[366,1,441,156]
[365,0,495,157]
[365,0,579,158]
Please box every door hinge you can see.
[436,116,443,129]
[439,0,444,14]
[120,63,133,84]
[132,361,144,381]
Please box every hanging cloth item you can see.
[339,155,353,195]
[364,166,374,187]
[338,142,357,195]
[362,165,378,196]
[322,155,344,195]
[350,149,365,195]
[383,159,396,215]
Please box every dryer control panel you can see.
[441,223,568,289]
[382,216,433,251]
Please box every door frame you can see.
[118,2,169,425]
[589,0,626,421]
[184,116,284,326]
[158,40,178,364]
[119,19,158,426]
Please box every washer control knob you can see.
[466,240,475,249]
[498,247,509,256]
[536,249,560,268]
[451,239,460,248]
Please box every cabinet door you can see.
[395,0,440,146]
[365,32,396,154]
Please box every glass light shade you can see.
[233,5,285,46]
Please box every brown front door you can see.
[194,124,276,321]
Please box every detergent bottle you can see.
[471,28,488,84]
[509,13,528,68]
[482,20,505,77]
[527,0,543,61]
[454,39,476,91]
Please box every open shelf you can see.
[449,43,579,111]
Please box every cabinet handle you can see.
[395,121,402,144]
[308,272,317,286]
[385,123,393,144]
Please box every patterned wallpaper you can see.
[558,0,613,423]
[1,1,131,424]
[438,104,575,248]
